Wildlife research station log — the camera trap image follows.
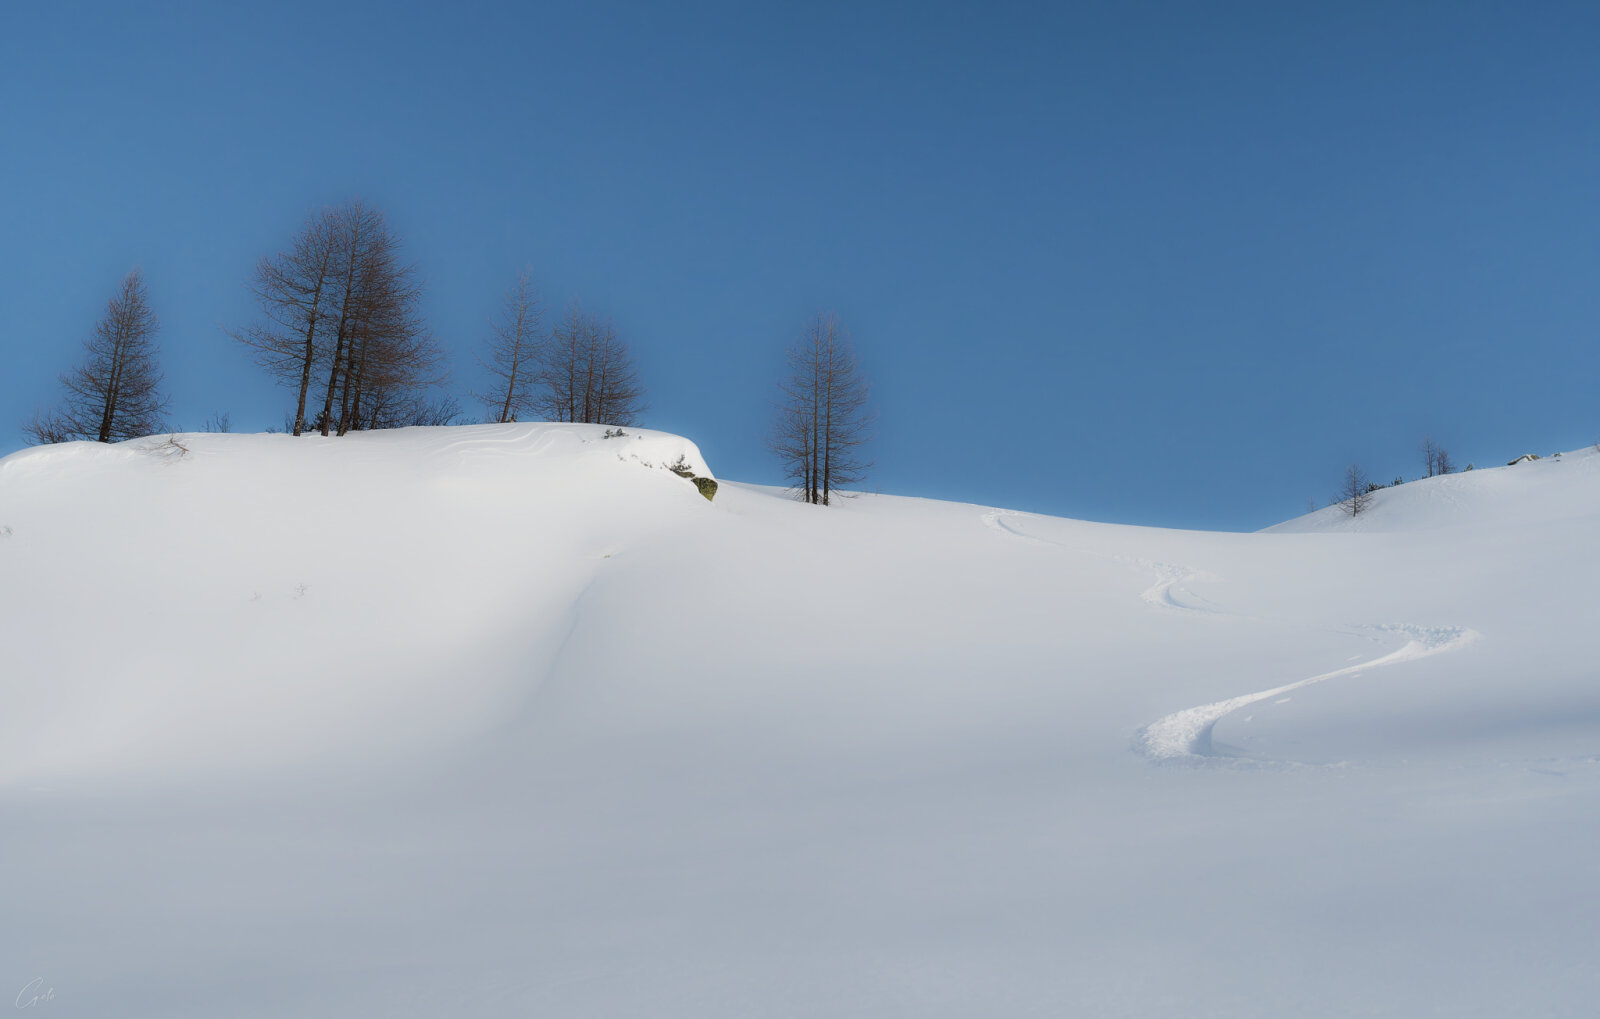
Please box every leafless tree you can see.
[232,201,444,437]
[770,312,872,505]
[24,269,168,444]
[539,303,644,425]
[329,229,444,436]
[1339,462,1374,516]
[1421,435,1455,478]
[230,207,341,435]
[474,267,544,423]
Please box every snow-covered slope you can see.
[2,426,1597,1017]
[0,424,714,787]
[1265,445,1600,533]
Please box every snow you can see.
[3,425,1599,1016]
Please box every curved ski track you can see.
[1134,624,1479,763]
[979,509,1480,765]
[980,510,1220,615]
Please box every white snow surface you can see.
[3,425,1599,1016]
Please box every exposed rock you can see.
[692,476,718,502]
[1507,454,1541,466]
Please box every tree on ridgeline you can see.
[231,200,446,436]
[474,267,545,423]
[335,225,443,434]
[1339,462,1374,516]
[1421,435,1454,478]
[24,269,168,444]
[769,312,871,506]
[230,208,340,435]
[539,303,644,425]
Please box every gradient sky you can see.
[3,1,1597,530]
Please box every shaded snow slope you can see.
[2,428,1598,1017]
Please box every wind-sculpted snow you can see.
[1135,624,1479,764]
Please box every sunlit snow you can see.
[2,425,1597,1016]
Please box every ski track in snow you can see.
[980,510,1220,615]
[978,509,1058,548]
[978,511,1483,767]
[1134,624,1480,764]
[1121,555,1224,614]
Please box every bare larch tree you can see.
[474,267,545,423]
[232,201,444,436]
[539,303,644,425]
[326,212,443,435]
[230,208,340,435]
[1421,435,1454,478]
[25,269,168,444]
[1339,462,1374,516]
[770,312,871,505]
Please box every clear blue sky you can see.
[3,1,1596,530]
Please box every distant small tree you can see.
[1421,435,1454,478]
[1339,463,1374,516]
[25,269,168,444]
[474,267,544,423]
[770,312,872,505]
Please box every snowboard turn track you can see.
[1134,624,1479,763]
[979,508,1481,766]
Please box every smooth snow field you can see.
[2,425,1597,1017]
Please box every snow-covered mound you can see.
[0,424,714,787]
[1265,443,1600,533]
[3,427,1598,1018]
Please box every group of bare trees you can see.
[233,201,443,436]
[540,304,646,426]
[478,291,870,506]
[770,312,872,506]
[474,271,645,427]
[17,216,878,508]
[1420,436,1454,478]
[1338,436,1461,516]
[24,269,169,444]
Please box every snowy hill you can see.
[1265,445,1600,533]
[3,426,1598,1017]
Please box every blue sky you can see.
[3,1,1597,530]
